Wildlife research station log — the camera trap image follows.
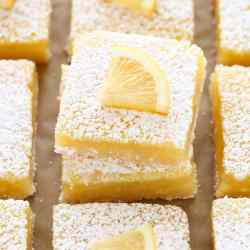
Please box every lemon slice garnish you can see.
[105,0,156,17]
[101,45,171,115]
[90,224,157,250]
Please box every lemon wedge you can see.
[0,0,15,9]
[105,0,156,17]
[90,224,157,250]
[101,45,171,115]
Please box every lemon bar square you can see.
[55,31,206,166]
[0,199,33,250]
[211,65,250,197]
[69,0,194,52]
[61,154,197,203]
[215,0,250,65]
[0,0,51,63]
[53,203,191,250]
[212,198,250,250]
[0,60,38,198]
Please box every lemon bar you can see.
[0,0,51,63]
[0,199,33,250]
[61,154,197,203]
[0,60,38,198]
[69,0,194,52]
[212,198,250,249]
[215,0,250,65]
[53,203,191,250]
[211,65,250,197]
[55,32,206,165]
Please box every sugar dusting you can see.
[53,203,191,250]
[218,0,250,51]
[213,65,250,180]
[213,197,250,250]
[0,60,35,178]
[0,0,51,42]
[0,199,30,250]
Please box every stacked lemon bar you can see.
[0,0,51,63]
[215,0,250,65]
[54,1,204,247]
[69,0,194,53]
[55,30,206,202]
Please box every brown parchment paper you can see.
[31,0,216,249]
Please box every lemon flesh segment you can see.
[90,224,157,250]
[101,45,171,115]
[0,0,15,9]
[105,0,156,17]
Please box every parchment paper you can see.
[31,1,216,249]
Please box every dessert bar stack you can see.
[52,0,209,247]
[53,0,206,245]
[55,31,206,203]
